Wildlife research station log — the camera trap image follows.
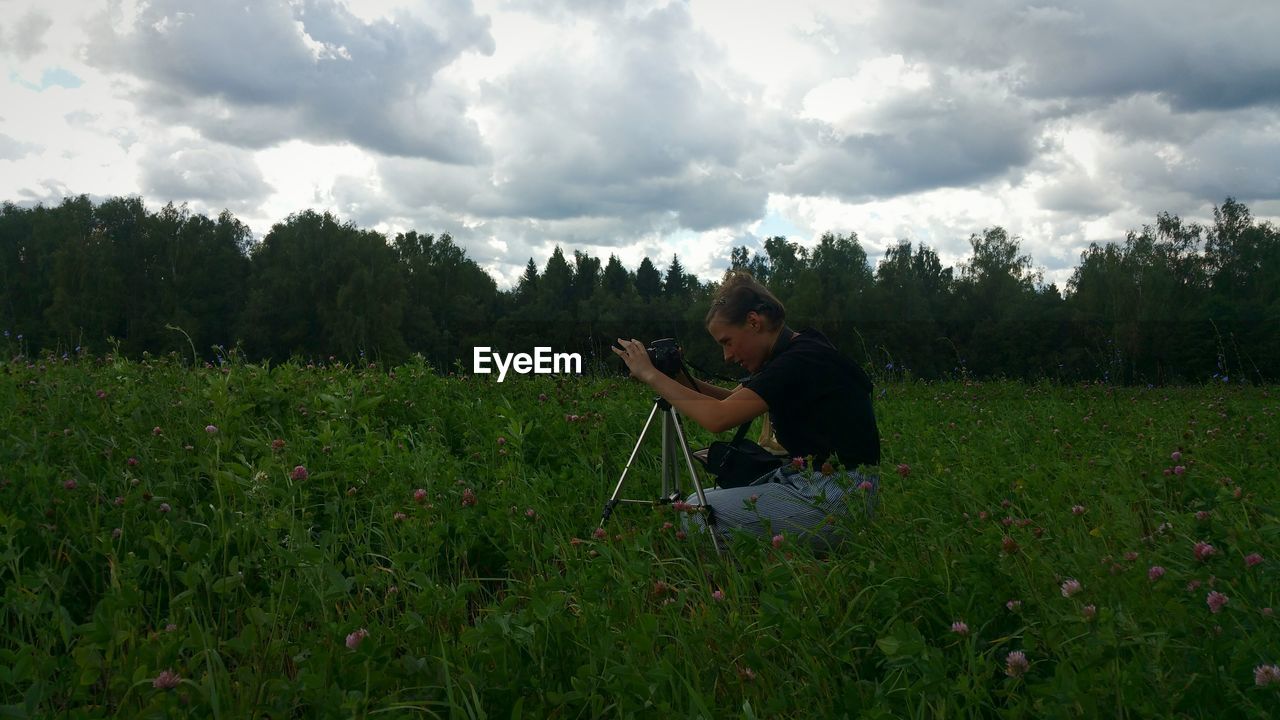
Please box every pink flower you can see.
[158,503,171,513]
[1207,591,1229,614]
[1005,651,1029,678]
[525,508,536,519]
[790,456,805,470]
[290,465,309,481]
[1001,536,1020,554]
[152,426,163,436]
[1148,566,1166,581]
[413,488,428,504]
[593,527,607,540]
[950,621,969,636]
[152,669,181,690]
[461,488,477,507]
[1061,579,1082,597]
[1186,580,1202,592]
[538,393,547,402]
[127,457,139,467]
[737,666,756,681]
[1245,553,1264,568]
[1255,664,1280,687]
[1173,465,1186,476]
[978,511,989,520]
[497,436,506,446]
[271,439,285,452]
[675,530,687,541]
[896,463,911,477]
[345,628,369,650]
[1195,510,1210,521]
[96,389,107,399]
[1006,599,1022,612]
[1071,504,1085,516]
[1082,604,1097,621]
[63,479,77,490]
[1124,551,1139,562]
[1194,541,1216,562]
[772,533,784,548]
[1171,451,1181,462]
[393,511,407,522]
[712,589,725,601]
[205,424,218,434]
[857,480,873,491]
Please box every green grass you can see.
[1,352,1277,718]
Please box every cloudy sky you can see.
[2,0,1278,289]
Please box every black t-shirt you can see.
[742,328,880,469]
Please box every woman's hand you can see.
[612,338,659,384]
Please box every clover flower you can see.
[950,621,969,636]
[1061,579,1082,597]
[1207,591,1229,614]
[152,670,181,690]
[1005,651,1029,678]
[346,628,369,650]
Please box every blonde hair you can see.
[705,270,786,329]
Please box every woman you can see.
[612,270,881,550]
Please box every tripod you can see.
[599,397,721,553]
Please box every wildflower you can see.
[1001,516,1013,527]
[271,439,285,452]
[345,628,369,650]
[1082,605,1097,621]
[1001,536,1020,554]
[538,393,547,402]
[978,511,989,520]
[1005,651,1029,678]
[112,527,122,539]
[1171,451,1181,462]
[790,457,805,470]
[152,669,181,690]
[290,465,309,481]
[165,623,177,632]
[1245,553,1264,568]
[152,426,163,435]
[1148,566,1166,581]
[497,436,507,446]
[525,508,536,519]
[1006,599,1022,612]
[1186,580,1202,592]
[896,463,910,477]
[1207,591,1229,614]
[711,589,725,602]
[1195,510,1210,521]
[675,530,687,541]
[158,503,171,513]
[63,479,77,490]
[737,666,756,681]
[346,486,358,496]
[1061,579,1082,597]
[393,512,407,522]
[1194,542,1216,562]
[821,462,835,475]
[661,521,673,531]
[772,533,785,548]
[593,527,607,540]
[413,488,428,504]
[113,496,124,506]
[857,480,873,491]
[1124,551,1138,562]
[127,457,139,467]
[96,389,107,399]
[1173,465,1186,476]
[461,488,477,507]
[1071,504,1085,516]
[205,424,218,434]
[951,621,969,636]
[1001,499,1011,508]
[1255,665,1280,687]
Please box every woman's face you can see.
[707,313,771,374]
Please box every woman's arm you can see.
[613,339,764,432]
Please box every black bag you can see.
[703,421,788,488]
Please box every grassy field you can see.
[1,353,1277,718]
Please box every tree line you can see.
[2,195,1276,384]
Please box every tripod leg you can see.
[600,401,662,526]
[667,408,723,554]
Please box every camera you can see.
[645,338,684,378]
